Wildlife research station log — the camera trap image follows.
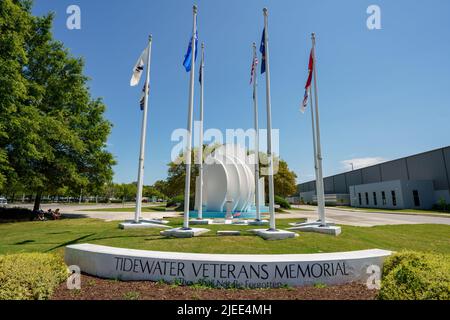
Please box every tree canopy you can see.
[0,0,115,209]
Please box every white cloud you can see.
[341,157,386,171]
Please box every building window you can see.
[358,193,362,206]
[373,192,378,206]
[365,192,369,205]
[413,190,420,207]
[391,190,397,206]
[382,191,386,205]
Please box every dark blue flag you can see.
[199,63,203,84]
[183,30,198,72]
[259,28,266,74]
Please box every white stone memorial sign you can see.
[65,244,391,288]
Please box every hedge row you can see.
[0,208,35,222]
[0,253,68,300]
[275,196,291,209]
[379,251,450,300]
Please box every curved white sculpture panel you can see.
[203,160,228,212]
[201,144,256,213]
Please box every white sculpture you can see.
[194,144,264,213]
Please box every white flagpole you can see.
[198,42,205,220]
[311,33,326,226]
[252,42,261,222]
[183,5,197,230]
[263,8,276,230]
[309,86,322,223]
[309,85,319,201]
[134,35,153,223]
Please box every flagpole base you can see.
[247,219,269,226]
[119,221,170,230]
[189,219,212,225]
[287,225,342,236]
[251,229,298,241]
[160,227,209,238]
[289,220,336,227]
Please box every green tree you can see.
[166,152,198,198]
[100,181,117,202]
[273,159,298,198]
[0,1,115,209]
[152,180,169,198]
[165,144,219,198]
[257,153,297,199]
[0,0,33,190]
[143,185,164,200]
[116,183,136,203]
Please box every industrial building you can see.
[297,146,450,210]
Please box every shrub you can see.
[0,253,68,300]
[432,198,450,212]
[166,195,184,208]
[110,199,124,204]
[275,196,291,209]
[0,207,35,222]
[378,251,450,300]
[166,195,194,211]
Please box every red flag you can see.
[301,49,314,113]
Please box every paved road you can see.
[8,203,450,226]
[283,205,450,226]
[7,202,181,221]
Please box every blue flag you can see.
[259,28,266,74]
[183,30,198,72]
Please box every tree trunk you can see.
[33,191,42,211]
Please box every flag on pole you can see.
[301,49,314,113]
[130,45,149,86]
[199,59,203,84]
[250,56,258,84]
[139,84,149,110]
[259,28,266,74]
[183,30,198,72]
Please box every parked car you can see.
[0,197,7,207]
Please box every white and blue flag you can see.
[130,45,149,86]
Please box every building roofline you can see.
[298,145,450,186]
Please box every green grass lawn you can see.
[285,207,314,212]
[0,218,449,257]
[81,205,169,212]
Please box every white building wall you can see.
[299,191,315,204]
[350,180,434,209]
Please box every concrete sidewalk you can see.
[10,202,450,226]
[280,205,450,226]
[70,210,180,222]
[8,202,181,222]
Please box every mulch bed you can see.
[52,274,378,300]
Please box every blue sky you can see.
[32,0,450,185]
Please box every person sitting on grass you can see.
[35,209,45,221]
[52,208,61,220]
